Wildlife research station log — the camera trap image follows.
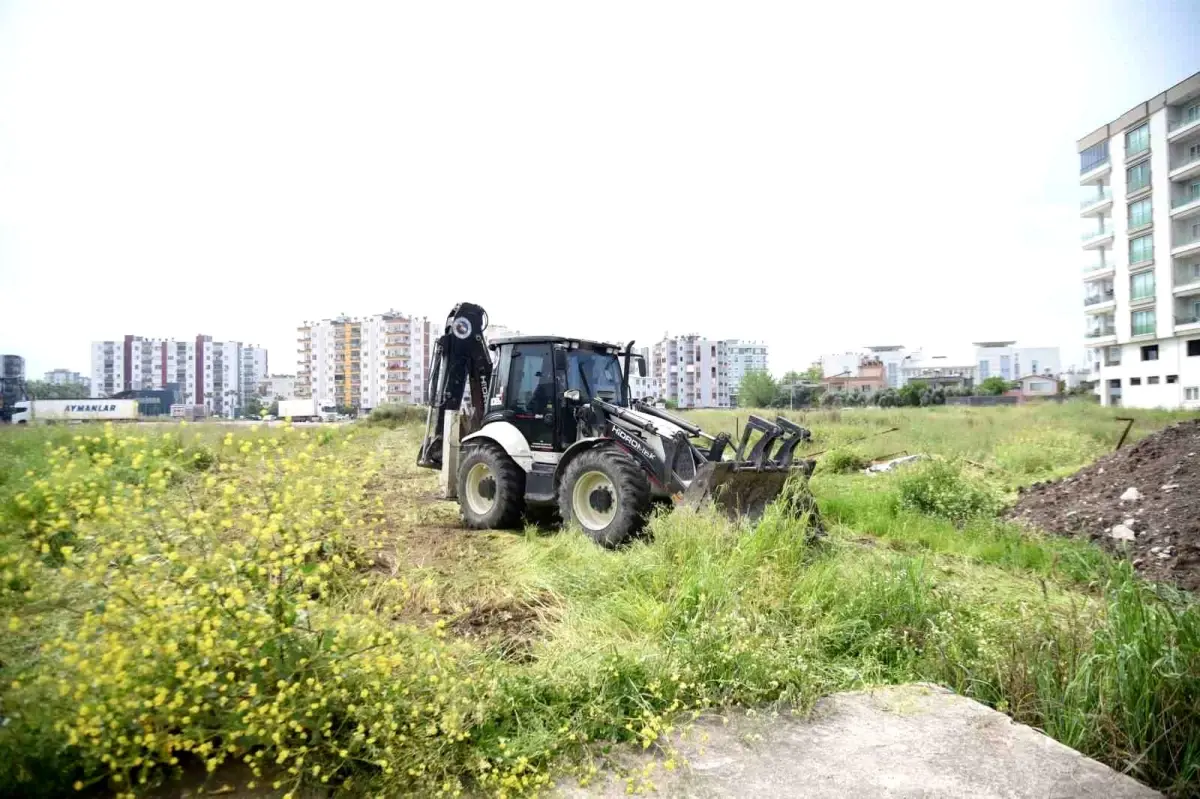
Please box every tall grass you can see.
[2,404,1198,796]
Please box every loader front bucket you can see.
[677,413,820,526]
[680,460,816,524]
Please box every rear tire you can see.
[457,442,525,529]
[557,446,652,547]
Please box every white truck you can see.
[12,399,139,424]
[277,398,337,422]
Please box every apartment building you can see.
[43,369,90,390]
[1078,70,1200,408]
[90,336,265,418]
[900,353,977,390]
[296,311,432,410]
[649,334,731,408]
[240,347,268,407]
[820,346,922,388]
[258,374,297,401]
[974,342,1061,382]
[726,340,768,385]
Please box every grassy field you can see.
[1,404,1198,797]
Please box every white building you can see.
[900,352,977,389]
[726,340,768,389]
[43,369,90,391]
[973,342,1061,382]
[649,334,731,408]
[240,347,269,410]
[90,335,262,417]
[820,346,922,388]
[258,374,297,401]
[1078,70,1200,409]
[297,311,432,411]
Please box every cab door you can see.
[503,343,558,452]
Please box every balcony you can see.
[1080,158,1111,185]
[1083,260,1115,279]
[1084,290,1115,313]
[1081,223,1114,249]
[1169,153,1200,183]
[1172,233,1200,259]
[1085,323,1117,344]
[1175,311,1200,333]
[1172,190,1200,220]
[1168,114,1200,142]
[1176,264,1200,295]
[1079,187,1113,216]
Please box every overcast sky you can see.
[1,2,1198,379]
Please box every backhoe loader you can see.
[416,302,818,546]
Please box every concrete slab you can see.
[558,684,1159,798]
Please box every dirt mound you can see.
[1009,418,1200,590]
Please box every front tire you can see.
[457,442,525,529]
[558,446,652,547]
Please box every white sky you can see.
[1,1,1198,378]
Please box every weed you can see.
[819,448,868,474]
[896,459,1001,524]
[364,403,425,428]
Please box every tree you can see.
[802,363,823,383]
[25,380,88,400]
[737,370,779,408]
[978,376,1011,396]
[268,400,280,417]
[243,396,264,418]
[898,380,926,407]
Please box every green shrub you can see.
[819,448,868,474]
[365,403,425,428]
[896,459,1000,523]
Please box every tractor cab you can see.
[485,336,645,453]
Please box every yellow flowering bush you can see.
[0,424,493,797]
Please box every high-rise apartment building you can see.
[296,311,432,410]
[1078,71,1200,408]
[90,336,267,417]
[649,334,731,408]
[240,347,268,407]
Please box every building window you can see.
[1187,387,1200,401]
[1130,377,1142,386]
[1132,310,1156,336]
[1000,355,1011,379]
[1167,374,1179,384]
[1129,233,1154,265]
[1128,197,1152,229]
[1131,271,1155,300]
[1125,123,1150,157]
[1188,339,1200,356]
[1127,160,1151,193]
[1148,376,1161,384]
[1141,345,1159,360]
[978,360,990,380]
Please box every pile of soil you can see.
[1008,419,1200,590]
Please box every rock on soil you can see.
[1009,419,1200,590]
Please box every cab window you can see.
[506,344,555,414]
[566,350,625,404]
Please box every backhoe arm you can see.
[417,302,492,469]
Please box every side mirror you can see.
[637,356,647,378]
[563,389,582,402]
